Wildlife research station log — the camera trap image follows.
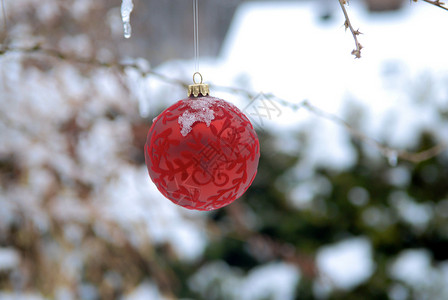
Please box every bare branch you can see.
[338,0,363,58]
[415,0,448,12]
[301,101,447,164]
[1,44,446,164]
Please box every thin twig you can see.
[338,0,363,58]
[1,44,446,164]
[416,0,448,12]
[301,101,447,163]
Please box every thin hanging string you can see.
[193,0,199,72]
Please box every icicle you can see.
[121,0,134,39]
[387,150,398,167]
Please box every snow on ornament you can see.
[145,73,260,211]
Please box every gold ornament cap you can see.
[188,72,209,97]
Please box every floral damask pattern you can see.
[145,96,260,211]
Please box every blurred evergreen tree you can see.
[167,128,448,299]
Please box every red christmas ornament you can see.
[145,75,260,211]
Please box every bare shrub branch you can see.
[1,44,446,164]
[338,0,363,58]
[416,0,448,12]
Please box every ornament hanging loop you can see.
[193,71,203,84]
[188,72,209,98]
